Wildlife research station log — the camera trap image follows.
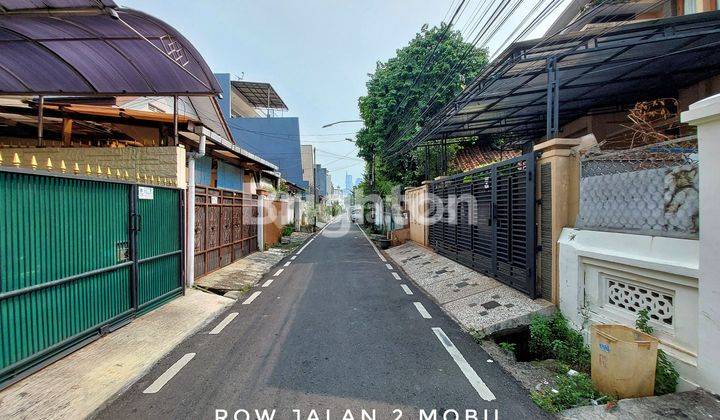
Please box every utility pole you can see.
[313,147,318,232]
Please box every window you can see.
[684,0,697,14]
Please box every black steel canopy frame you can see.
[399,11,720,154]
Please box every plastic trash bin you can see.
[591,324,659,398]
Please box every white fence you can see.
[577,137,698,238]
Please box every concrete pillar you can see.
[534,138,582,304]
[375,200,383,229]
[681,93,720,395]
[294,196,301,230]
[186,158,196,287]
[257,194,265,252]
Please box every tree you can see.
[356,23,488,195]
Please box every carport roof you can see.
[401,11,720,153]
[231,81,288,110]
[0,1,116,11]
[0,6,221,96]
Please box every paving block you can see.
[387,241,555,338]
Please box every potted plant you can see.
[377,237,391,249]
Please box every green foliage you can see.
[469,329,483,344]
[655,349,680,395]
[356,23,488,194]
[531,373,603,413]
[529,313,591,372]
[498,342,516,354]
[281,224,294,237]
[330,203,342,217]
[635,308,654,334]
[635,309,679,395]
[529,314,554,359]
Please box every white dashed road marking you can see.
[413,302,431,319]
[400,284,413,295]
[432,327,496,401]
[262,279,274,288]
[291,256,297,260]
[143,353,195,394]
[385,264,393,270]
[209,313,238,335]
[392,272,401,280]
[356,223,387,262]
[242,291,261,305]
[284,261,291,267]
[273,269,284,276]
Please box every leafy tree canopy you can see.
[356,23,488,195]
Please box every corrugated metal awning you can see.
[231,81,288,110]
[0,7,221,96]
[0,1,116,11]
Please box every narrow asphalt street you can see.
[97,217,546,420]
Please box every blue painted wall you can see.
[227,116,307,190]
[315,164,328,197]
[215,73,232,118]
[217,160,244,191]
[195,155,212,186]
[214,72,307,191]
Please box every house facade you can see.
[400,1,720,394]
[0,0,278,388]
[213,73,308,193]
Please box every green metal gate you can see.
[0,168,184,388]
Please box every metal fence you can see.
[0,168,183,388]
[194,186,258,278]
[578,136,699,238]
[428,152,537,297]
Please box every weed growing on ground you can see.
[635,309,679,395]
[281,224,294,237]
[498,342,516,354]
[531,372,603,413]
[529,312,591,372]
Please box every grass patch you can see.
[531,372,607,413]
[524,312,606,413]
[635,309,679,395]
[498,342,516,354]
[281,224,294,237]
[529,312,591,373]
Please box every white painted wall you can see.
[375,200,383,229]
[682,93,720,395]
[558,228,699,390]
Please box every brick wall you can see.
[0,146,187,188]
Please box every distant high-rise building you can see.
[345,172,353,192]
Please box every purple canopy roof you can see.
[0,1,116,11]
[0,7,221,96]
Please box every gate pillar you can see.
[257,193,266,252]
[534,138,581,304]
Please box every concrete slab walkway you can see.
[196,231,312,296]
[386,241,554,337]
[561,389,720,419]
[0,289,233,420]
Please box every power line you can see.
[376,0,471,142]
[387,0,610,154]
[381,0,527,152]
[389,0,668,157]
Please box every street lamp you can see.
[321,119,363,128]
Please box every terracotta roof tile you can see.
[454,144,520,172]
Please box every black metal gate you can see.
[428,152,537,297]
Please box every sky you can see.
[119,0,571,188]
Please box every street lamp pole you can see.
[313,147,318,232]
[321,119,363,128]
